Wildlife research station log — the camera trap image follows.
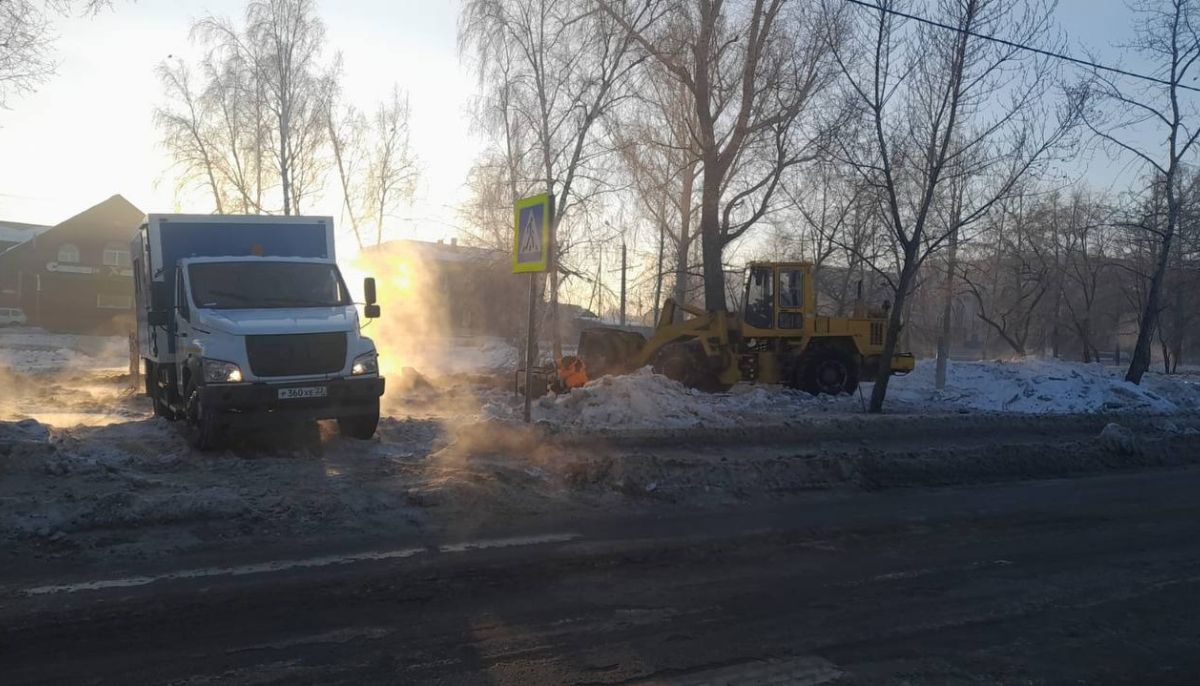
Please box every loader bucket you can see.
[564,327,647,388]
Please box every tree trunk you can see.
[1051,283,1062,358]
[279,126,291,215]
[935,227,959,390]
[1127,181,1178,383]
[653,217,665,324]
[1077,319,1092,363]
[699,161,726,312]
[673,165,695,320]
[1126,247,1171,382]
[870,249,918,413]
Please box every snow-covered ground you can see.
[887,359,1200,414]
[475,359,1200,430]
[380,336,520,378]
[0,328,129,374]
[0,328,141,427]
[4,329,1200,569]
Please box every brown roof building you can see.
[0,195,143,334]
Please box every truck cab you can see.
[133,215,385,449]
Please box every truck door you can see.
[173,268,193,395]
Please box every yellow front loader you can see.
[558,262,914,394]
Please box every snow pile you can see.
[492,359,1200,430]
[888,359,1194,414]
[527,367,850,429]
[0,419,51,445]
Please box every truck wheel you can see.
[185,382,223,451]
[800,351,859,396]
[652,342,732,392]
[338,402,380,440]
[150,381,174,419]
[152,391,172,419]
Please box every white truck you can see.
[132,214,385,450]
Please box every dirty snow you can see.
[516,367,853,429]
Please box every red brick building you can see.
[0,195,143,334]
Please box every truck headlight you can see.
[351,352,378,376]
[202,358,244,383]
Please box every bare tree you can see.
[155,60,227,213]
[601,0,836,311]
[823,0,1081,412]
[327,85,419,248]
[363,87,419,245]
[0,1,112,108]
[1055,190,1114,362]
[190,0,334,215]
[328,98,368,247]
[934,168,968,388]
[460,0,646,356]
[612,63,704,315]
[460,34,537,251]
[1087,0,1200,383]
[959,194,1053,357]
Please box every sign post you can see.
[513,193,554,423]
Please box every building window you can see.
[97,293,132,309]
[58,244,80,264]
[103,243,131,267]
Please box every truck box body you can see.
[132,214,383,448]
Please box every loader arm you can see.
[625,299,727,367]
[562,299,739,391]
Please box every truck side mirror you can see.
[364,277,377,305]
[147,310,168,326]
[364,304,381,319]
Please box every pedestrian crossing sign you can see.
[513,193,552,273]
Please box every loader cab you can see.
[741,262,816,335]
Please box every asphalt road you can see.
[4,465,1200,685]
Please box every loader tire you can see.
[799,349,859,396]
[652,342,731,393]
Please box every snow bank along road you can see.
[5,466,1200,684]
[4,409,1200,576]
[2,330,1200,577]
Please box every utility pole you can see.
[619,241,627,327]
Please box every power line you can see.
[841,0,1200,94]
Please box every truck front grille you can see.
[245,332,347,377]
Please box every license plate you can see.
[278,386,327,400]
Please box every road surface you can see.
[4,465,1200,685]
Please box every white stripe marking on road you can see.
[22,532,580,597]
[438,532,580,553]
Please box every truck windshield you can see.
[188,262,350,309]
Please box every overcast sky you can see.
[0,0,1171,253]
